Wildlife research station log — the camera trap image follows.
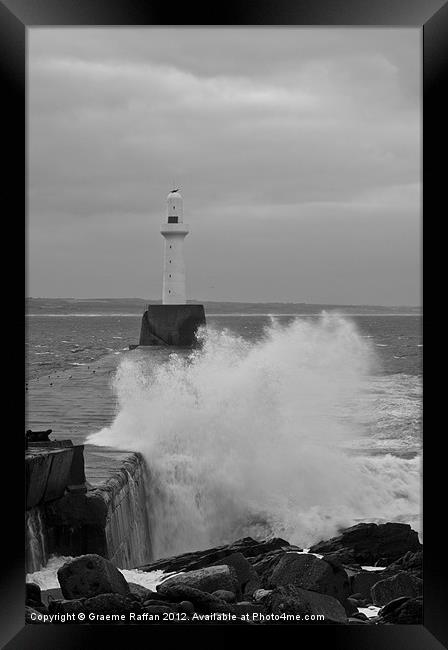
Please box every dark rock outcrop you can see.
[309,523,421,565]
[57,554,130,599]
[265,584,347,624]
[385,550,423,579]
[211,552,260,597]
[156,583,228,612]
[139,536,291,574]
[158,565,239,597]
[266,553,350,602]
[371,571,423,606]
[211,589,237,603]
[378,596,423,624]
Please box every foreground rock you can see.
[265,584,347,624]
[371,571,423,606]
[157,565,240,597]
[57,554,130,599]
[309,523,421,566]
[378,596,423,624]
[266,553,350,602]
[385,550,423,579]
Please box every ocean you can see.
[26,298,422,560]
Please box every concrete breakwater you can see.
[26,441,152,573]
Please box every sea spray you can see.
[88,313,421,558]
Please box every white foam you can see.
[89,313,421,559]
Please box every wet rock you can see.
[48,598,85,616]
[212,552,260,597]
[309,523,421,566]
[343,597,359,616]
[265,584,347,624]
[267,552,350,602]
[157,565,239,596]
[253,588,273,602]
[379,596,422,624]
[211,589,236,603]
[25,606,44,623]
[57,554,130,599]
[156,583,226,613]
[83,593,138,616]
[322,549,359,566]
[26,582,42,605]
[178,601,195,615]
[371,572,422,606]
[41,587,63,606]
[127,583,158,601]
[348,616,368,624]
[350,570,389,600]
[386,550,423,579]
[139,536,291,574]
[351,611,369,621]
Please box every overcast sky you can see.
[28,28,421,305]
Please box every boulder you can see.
[143,605,176,616]
[386,550,423,579]
[41,588,63,606]
[309,523,421,566]
[231,602,265,617]
[57,554,130,600]
[322,549,359,567]
[350,570,389,600]
[26,582,42,605]
[267,553,350,602]
[48,599,86,616]
[83,593,138,616]
[371,572,422,606]
[379,596,422,624]
[343,597,359,616]
[142,599,173,608]
[127,583,158,601]
[178,601,195,615]
[155,583,226,613]
[212,552,260,596]
[265,584,347,624]
[25,606,43,623]
[157,565,239,596]
[211,589,236,603]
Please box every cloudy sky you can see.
[28,28,421,305]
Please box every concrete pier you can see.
[139,303,206,347]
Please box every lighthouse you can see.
[161,189,189,304]
[136,187,206,347]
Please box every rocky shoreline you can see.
[26,521,422,625]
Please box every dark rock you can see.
[350,570,389,599]
[57,554,130,599]
[386,550,423,579]
[83,593,138,616]
[343,598,359,616]
[138,536,291,574]
[26,582,42,605]
[127,583,157,601]
[322,549,359,566]
[142,599,172,608]
[41,588,63,606]
[141,590,169,602]
[267,552,350,602]
[253,588,273,602]
[378,595,410,617]
[351,611,369,621]
[309,523,421,566]
[155,583,226,613]
[371,571,422,606]
[231,602,265,617]
[265,584,347,624]
[157,565,239,596]
[212,552,260,597]
[25,606,44,623]
[48,599,86,615]
[348,616,368,624]
[211,589,236,603]
[375,558,389,567]
[379,596,422,624]
[178,601,195,615]
[143,605,176,616]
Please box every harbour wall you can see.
[26,442,153,573]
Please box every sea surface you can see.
[25,298,422,554]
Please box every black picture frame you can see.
[2,0,445,647]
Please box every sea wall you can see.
[26,443,153,572]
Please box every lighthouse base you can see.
[138,304,206,347]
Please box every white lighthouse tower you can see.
[160,189,189,304]
[136,187,205,347]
